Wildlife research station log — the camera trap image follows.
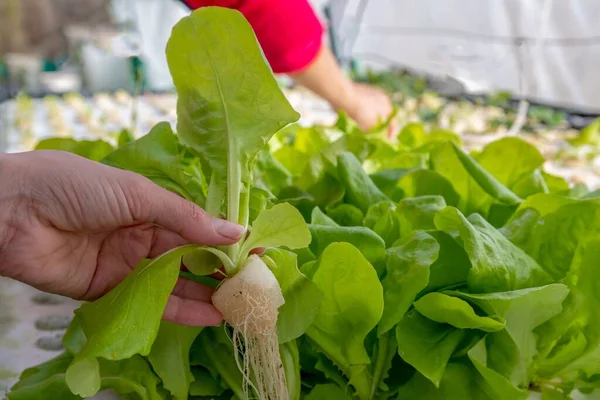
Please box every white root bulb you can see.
[212,255,287,400]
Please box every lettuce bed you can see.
[8,7,600,400]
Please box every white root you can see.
[212,255,287,400]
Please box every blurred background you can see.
[1,0,600,177]
[0,0,600,175]
[0,0,597,182]
[3,0,600,106]
[1,0,599,181]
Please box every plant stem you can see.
[371,331,396,398]
[239,185,250,229]
[227,161,242,264]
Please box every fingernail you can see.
[213,219,245,240]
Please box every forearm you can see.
[184,0,394,131]
[288,45,356,114]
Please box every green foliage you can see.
[35,137,115,161]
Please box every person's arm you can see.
[182,0,396,133]
[288,45,395,133]
[288,44,355,115]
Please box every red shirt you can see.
[182,0,324,74]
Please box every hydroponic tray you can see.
[0,278,118,399]
[0,89,336,154]
[2,89,600,190]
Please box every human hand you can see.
[0,151,244,326]
[286,45,397,136]
[345,82,398,137]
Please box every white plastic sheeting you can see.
[329,0,600,112]
[111,0,600,113]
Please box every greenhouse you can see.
[1,1,600,399]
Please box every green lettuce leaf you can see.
[264,249,323,343]
[536,238,600,382]
[307,225,386,274]
[305,383,351,399]
[337,152,389,212]
[65,245,195,397]
[414,293,505,332]
[363,201,401,247]
[94,356,165,400]
[378,231,439,336]
[511,169,549,199]
[306,242,384,399]
[396,169,459,207]
[469,341,529,399]
[568,117,600,147]
[435,207,552,293]
[326,204,364,227]
[310,207,339,227]
[512,199,600,280]
[182,246,232,276]
[281,340,302,400]
[148,322,201,400]
[446,284,569,387]
[396,195,446,237]
[423,230,472,293]
[36,138,115,161]
[166,7,299,226]
[395,309,467,386]
[10,353,166,400]
[166,7,299,179]
[189,327,244,398]
[370,331,399,394]
[102,122,207,205]
[396,359,528,400]
[431,142,522,216]
[240,203,311,258]
[398,123,426,148]
[307,173,346,209]
[370,168,409,201]
[476,137,545,190]
[253,149,292,196]
[8,353,80,400]
[62,316,86,356]
[188,367,224,397]
[117,128,135,147]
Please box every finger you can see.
[128,176,245,245]
[86,226,188,300]
[171,278,215,302]
[149,227,188,258]
[163,295,222,326]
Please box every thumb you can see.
[127,175,245,245]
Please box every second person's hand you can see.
[289,45,398,137]
[345,82,398,136]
